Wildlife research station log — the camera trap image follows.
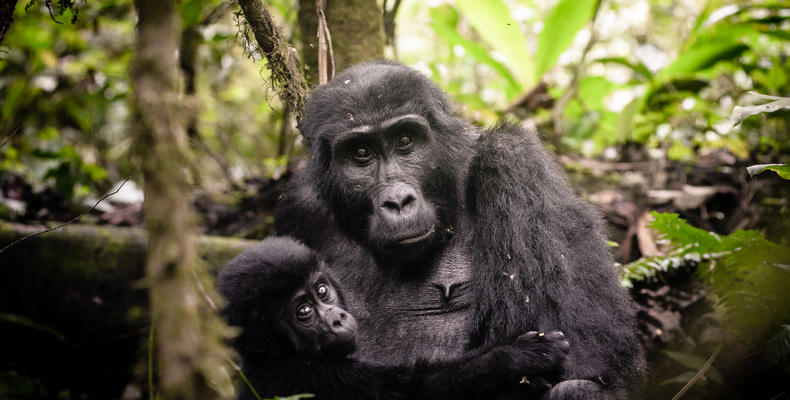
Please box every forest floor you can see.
[1,149,788,399]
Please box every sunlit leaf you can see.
[615,97,640,143]
[429,29,521,98]
[535,0,598,80]
[660,39,748,79]
[747,164,790,180]
[592,57,652,81]
[452,0,534,87]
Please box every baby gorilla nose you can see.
[333,312,348,327]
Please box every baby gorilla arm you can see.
[413,331,570,399]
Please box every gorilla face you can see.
[330,114,443,259]
[300,62,476,264]
[284,269,358,357]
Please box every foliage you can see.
[0,0,290,203]
[622,212,790,346]
[398,1,790,162]
[764,325,790,364]
[747,163,790,179]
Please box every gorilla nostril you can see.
[333,319,343,327]
[381,200,401,212]
[401,194,415,209]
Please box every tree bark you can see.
[0,0,19,45]
[298,0,385,84]
[238,0,308,118]
[131,0,233,397]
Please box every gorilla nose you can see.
[333,311,348,327]
[380,184,417,216]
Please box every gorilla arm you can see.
[239,330,569,400]
[465,124,645,399]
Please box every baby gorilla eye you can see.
[296,304,313,320]
[397,135,413,148]
[316,283,329,300]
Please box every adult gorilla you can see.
[277,61,644,399]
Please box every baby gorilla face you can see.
[286,270,358,356]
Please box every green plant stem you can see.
[671,342,724,400]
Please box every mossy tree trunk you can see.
[131,0,232,398]
[298,0,385,84]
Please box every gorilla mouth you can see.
[395,225,435,245]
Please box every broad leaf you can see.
[453,0,534,87]
[660,39,748,79]
[535,0,598,81]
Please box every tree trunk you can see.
[131,0,233,397]
[298,0,385,84]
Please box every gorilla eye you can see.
[316,283,331,301]
[397,135,413,148]
[296,304,313,320]
[352,147,372,163]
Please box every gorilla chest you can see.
[355,245,473,364]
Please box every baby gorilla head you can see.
[218,237,357,358]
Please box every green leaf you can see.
[0,313,65,340]
[764,325,790,364]
[429,7,521,98]
[747,164,790,180]
[452,0,535,87]
[660,39,748,79]
[614,97,640,142]
[592,57,652,81]
[181,0,204,27]
[576,76,616,109]
[535,0,598,80]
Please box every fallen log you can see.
[0,222,256,398]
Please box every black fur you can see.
[218,237,570,400]
[277,61,645,399]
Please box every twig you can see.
[321,7,335,80]
[0,178,130,254]
[315,0,334,84]
[192,269,219,312]
[0,127,20,150]
[382,0,402,58]
[550,0,603,139]
[671,342,724,400]
[229,357,263,400]
[148,323,155,400]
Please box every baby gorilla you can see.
[218,237,569,400]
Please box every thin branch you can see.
[148,323,156,400]
[0,127,20,150]
[382,0,402,57]
[316,0,327,84]
[238,0,308,118]
[320,7,335,80]
[671,342,724,400]
[551,0,603,139]
[192,269,219,312]
[315,0,334,83]
[0,178,130,254]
